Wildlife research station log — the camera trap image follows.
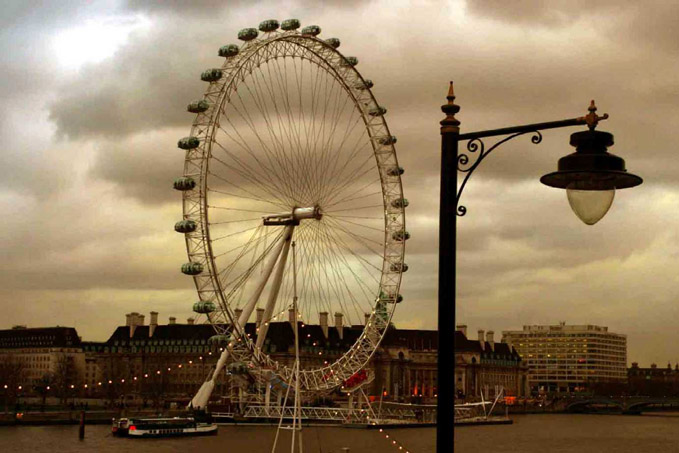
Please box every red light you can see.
[129,425,136,431]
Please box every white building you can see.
[501,322,627,393]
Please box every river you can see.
[1,414,678,452]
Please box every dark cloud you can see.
[465,0,679,55]
[91,129,184,204]
[464,0,626,27]
[48,23,213,139]
[125,0,367,15]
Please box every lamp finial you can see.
[441,81,460,133]
[583,100,609,130]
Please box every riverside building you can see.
[454,325,528,399]
[0,326,85,386]
[502,322,627,393]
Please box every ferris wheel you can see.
[174,19,408,407]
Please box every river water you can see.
[1,414,678,452]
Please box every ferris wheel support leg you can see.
[236,224,294,339]
[189,226,292,410]
[256,228,293,350]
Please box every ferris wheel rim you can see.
[179,26,407,392]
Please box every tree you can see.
[53,354,81,407]
[34,373,55,410]
[0,355,26,412]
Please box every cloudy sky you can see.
[1,0,677,365]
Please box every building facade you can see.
[454,325,528,399]
[0,326,86,407]
[502,322,627,393]
[628,362,679,397]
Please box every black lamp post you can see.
[438,82,642,452]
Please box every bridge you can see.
[565,396,679,414]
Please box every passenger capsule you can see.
[218,44,240,57]
[341,56,358,67]
[389,262,409,273]
[227,361,248,374]
[187,100,210,113]
[209,334,232,344]
[178,136,200,150]
[354,79,373,90]
[173,176,196,191]
[325,38,340,48]
[379,291,404,304]
[376,135,397,146]
[390,198,409,209]
[181,262,204,275]
[368,106,387,117]
[392,230,410,242]
[193,301,216,314]
[259,19,280,32]
[200,68,223,82]
[238,28,259,41]
[301,25,321,36]
[386,166,404,177]
[174,219,197,233]
[281,19,301,30]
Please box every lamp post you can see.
[438,82,642,452]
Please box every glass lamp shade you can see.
[566,188,615,225]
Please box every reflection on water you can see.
[455,414,679,453]
[2,415,679,453]
[0,424,434,453]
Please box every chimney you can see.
[125,313,132,327]
[478,329,485,350]
[256,308,265,328]
[235,308,243,323]
[289,308,296,325]
[335,312,344,340]
[365,313,371,325]
[169,317,176,325]
[149,311,158,338]
[319,312,329,338]
[139,314,145,326]
[504,335,513,351]
[456,324,467,337]
[187,317,195,325]
[486,330,495,351]
[129,312,140,338]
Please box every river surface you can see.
[1,414,678,452]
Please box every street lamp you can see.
[438,82,641,453]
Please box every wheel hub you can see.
[262,206,322,225]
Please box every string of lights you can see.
[1,351,224,391]
[378,428,413,453]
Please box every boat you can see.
[112,416,218,438]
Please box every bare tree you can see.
[53,354,81,407]
[34,373,55,410]
[0,355,27,412]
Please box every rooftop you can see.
[0,326,81,349]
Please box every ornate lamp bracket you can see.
[456,130,542,217]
